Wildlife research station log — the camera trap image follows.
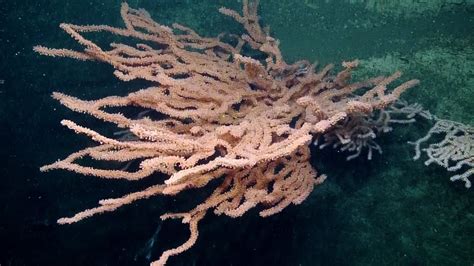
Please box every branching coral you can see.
[35,1,419,264]
[411,119,473,188]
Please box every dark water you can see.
[1,0,473,265]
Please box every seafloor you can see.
[1,0,473,265]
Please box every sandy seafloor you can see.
[1,0,473,265]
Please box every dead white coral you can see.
[316,99,422,161]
